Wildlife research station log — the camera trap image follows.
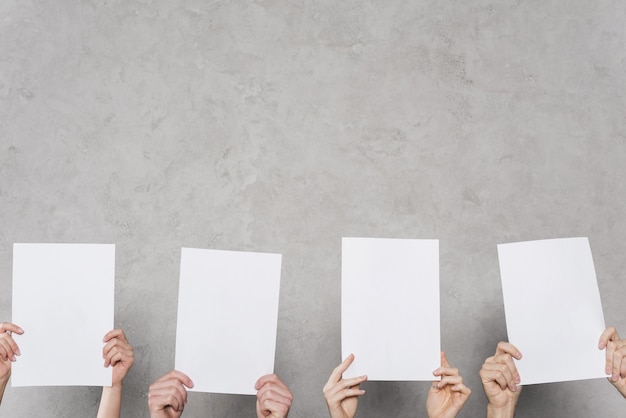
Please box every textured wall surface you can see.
[1,1,626,417]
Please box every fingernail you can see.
[606,367,612,375]
[433,367,441,374]
[515,375,521,383]
[16,349,21,356]
[612,374,619,382]
[511,384,517,392]
[17,327,24,333]
[599,342,605,349]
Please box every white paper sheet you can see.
[342,237,440,381]
[11,243,114,387]
[497,237,607,385]
[175,248,282,395]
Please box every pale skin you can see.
[599,326,626,398]
[255,374,293,418]
[479,342,523,418]
[322,353,367,418]
[148,371,292,418]
[96,329,135,418]
[148,370,194,418]
[426,352,472,418]
[0,322,24,405]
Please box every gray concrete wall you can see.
[1,0,625,416]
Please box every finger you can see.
[481,363,517,391]
[257,385,293,407]
[149,387,186,412]
[433,366,459,378]
[258,398,291,416]
[496,352,521,384]
[599,326,619,349]
[103,329,127,343]
[327,387,366,403]
[611,343,626,382]
[325,354,355,387]
[324,379,365,403]
[0,341,10,361]
[453,382,472,397]
[606,340,617,377]
[0,323,24,335]
[255,374,289,391]
[495,342,522,359]
[103,338,132,366]
[434,375,462,389]
[256,380,294,401]
[440,351,451,368]
[155,370,194,388]
[255,374,291,394]
[0,338,17,361]
[339,375,368,388]
[327,378,366,399]
[0,333,20,358]
[149,377,190,407]
[103,337,132,356]
[105,346,133,368]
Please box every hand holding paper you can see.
[479,342,522,418]
[599,326,626,398]
[148,370,194,418]
[97,329,135,418]
[0,322,23,405]
[0,322,23,377]
[426,352,471,418]
[102,329,134,387]
[255,374,293,418]
[323,354,367,418]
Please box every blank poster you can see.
[497,237,607,385]
[175,248,282,395]
[12,243,114,387]
[342,237,440,381]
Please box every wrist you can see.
[487,403,516,418]
[102,383,123,393]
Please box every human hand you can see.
[479,342,522,418]
[322,354,367,418]
[0,322,23,381]
[102,329,134,387]
[148,370,194,418]
[426,352,471,418]
[255,374,293,418]
[599,326,626,397]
